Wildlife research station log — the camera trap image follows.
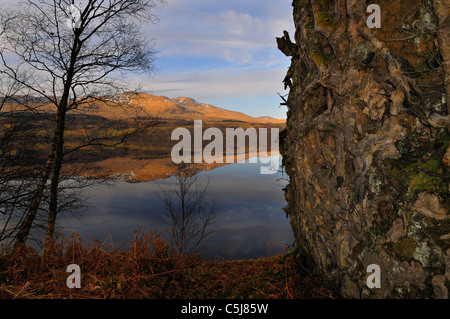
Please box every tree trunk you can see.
[36,30,80,256]
[14,38,79,252]
[13,130,58,250]
[43,106,67,258]
[279,0,449,298]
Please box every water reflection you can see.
[57,155,293,260]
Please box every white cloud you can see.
[150,0,294,64]
[138,65,288,101]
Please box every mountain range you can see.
[4,93,285,124]
[93,93,285,124]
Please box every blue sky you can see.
[138,0,295,119]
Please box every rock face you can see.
[278,0,449,298]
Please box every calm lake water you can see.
[56,155,293,260]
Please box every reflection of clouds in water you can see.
[201,160,288,204]
[205,203,292,259]
[58,158,292,259]
[203,223,293,260]
[218,203,284,225]
[58,182,166,244]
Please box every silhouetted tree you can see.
[157,164,222,255]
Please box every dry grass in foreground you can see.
[0,231,334,299]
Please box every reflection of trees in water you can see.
[0,110,43,245]
[0,113,105,248]
[0,109,107,250]
[0,173,96,251]
[157,164,222,255]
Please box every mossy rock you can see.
[392,237,417,260]
[315,12,338,32]
[389,131,449,201]
[407,171,447,199]
[311,48,332,67]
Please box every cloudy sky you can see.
[141,0,295,119]
[1,0,295,119]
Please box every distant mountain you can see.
[257,116,284,122]
[3,93,285,124]
[122,94,286,124]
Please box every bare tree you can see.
[0,119,36,243]
[0,77,41,244]
[0,0,165,254]
[157,164,222,255]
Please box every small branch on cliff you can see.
[277,93,290,107]
[277,30,297,57]
[283,74,293,90]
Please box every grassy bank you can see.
[0,232,333,299]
